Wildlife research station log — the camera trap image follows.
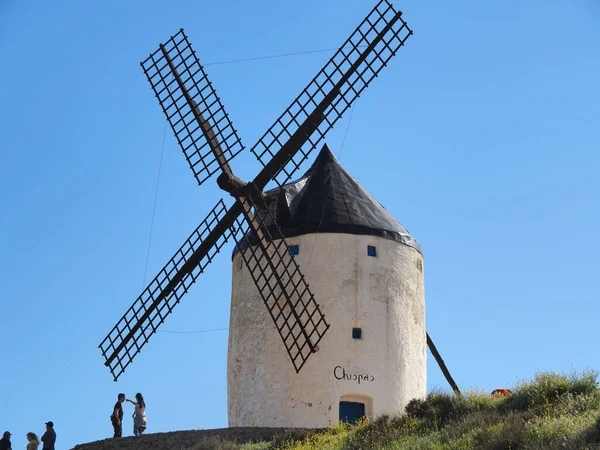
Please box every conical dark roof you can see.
[234,144,420,254]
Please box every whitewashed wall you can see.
[227,233,426,428]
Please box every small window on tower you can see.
[289,244,300,256]
[367,245,377,257]
[352,327,362,340]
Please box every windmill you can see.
[99,1,419,385]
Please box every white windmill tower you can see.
[228,144,426,427]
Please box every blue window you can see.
[367,245,377,257]
[352,327,362,339]
[289,244,299,256]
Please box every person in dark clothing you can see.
[0,431,12,450]
[111,393,126,437]
[41,422,55,450]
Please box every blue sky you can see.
[1,0,599,448]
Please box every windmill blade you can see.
[99,199,233,380]
[251,0,412,189]
[231,200,330,373]
[141,29,244,186]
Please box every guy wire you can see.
[142,120,168,288]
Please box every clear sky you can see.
[1,0,599,448]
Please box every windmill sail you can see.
[141,30,245,186]
[251,0,412,189]
[99,199,233,380]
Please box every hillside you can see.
[73,371,600,450]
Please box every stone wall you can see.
[71,427,316,450]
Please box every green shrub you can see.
[470,413,525,450]
[553,391,600,418]
[586,414,600,445]
[186,437,271,450]
[522,411,599,449]
[454,392,501,416]
[272,424,350,450]
[382,432,444,449]
[404,392,458,430]
[502,371,598,414]
[441,409,503,443]
[341,414,409,449]
[267,429,322,450]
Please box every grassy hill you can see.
[186,371,600,450]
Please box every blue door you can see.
[339,401,365,424]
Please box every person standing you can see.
[110,393,126,437]
[26,433,39,450]
[40,422,55,450]
[0,431,11,450]
[126,393,147,436]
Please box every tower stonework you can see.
[227,145,426,427]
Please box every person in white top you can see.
[126,393,147,436]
